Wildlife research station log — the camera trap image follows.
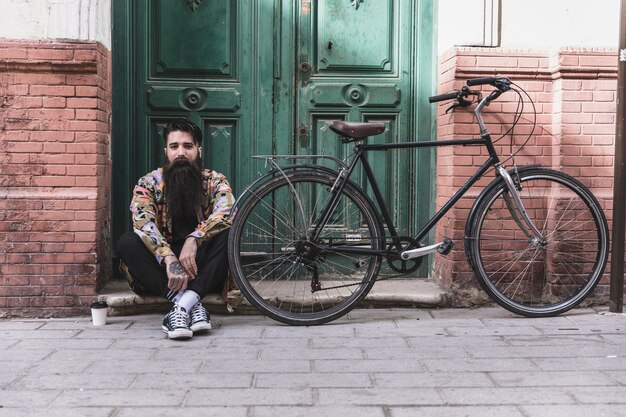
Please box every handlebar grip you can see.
[466,77,497,87]
[428,91,458,103]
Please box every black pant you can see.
[116,230,229,299]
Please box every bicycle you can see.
[227,77,609,326]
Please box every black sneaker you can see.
[161,304,192,339]
[189,302,212,333]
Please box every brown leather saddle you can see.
[329,121,385,142]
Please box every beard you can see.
[162,156,204,221]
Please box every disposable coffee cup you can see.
[90,301,108,326]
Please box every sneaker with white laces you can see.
[189,302,212,333]
[161,304,193,339]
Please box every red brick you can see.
[29,108,75,120]
[562,91,593,101]
[42,97,67,108]
[582,125,616,135]
[75,177,98,187]
[7,142,44,153]
[29,85,75,97]
[75,86,98,97]
[43,143,67,153]
[73,49,98,62]
[593,91,615,102]
[42,166,65,177]
[66,74,96,86]
[32,211,75,221]
[67,165,97,176]
[74,211,97,221]
[13,96,43,108]
[31,176,76,187]
[6,298,32,308]
[583,102,616,113]
[30,130,75,143]
[65,200,96,210]
[594,114,615,124]
[14,73,66,86]
[0,47,27,59]
[74,232,97,242]
[30,253,75,264]
[74,154,98,164]
[579,55,617,68]
[67,98,98,109]
[28,48,74,61]
[34,154,75,165]
[75,109,99,120]
[67,120,98,132]
[38,232,75,242]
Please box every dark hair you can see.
[163,118,202,146]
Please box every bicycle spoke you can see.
[469,169,607,317]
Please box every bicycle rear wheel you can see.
[228,170,383,325]
[466,167,608,317]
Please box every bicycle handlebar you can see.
[428,91,458,103]
[428,77,512,105]
[466,77,498,86]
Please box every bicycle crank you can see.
[400,239,453,260]
[387,237,421,273]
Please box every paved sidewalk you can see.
[0,306,625,417]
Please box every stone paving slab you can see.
[0,306,625,416]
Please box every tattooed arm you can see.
[164,256,189,292]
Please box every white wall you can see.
[0,0,111,49]
[438,0,620,53]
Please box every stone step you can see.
[97,278,448,316]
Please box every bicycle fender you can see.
[227,165,341,219]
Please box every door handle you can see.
[299,62,311,73]
[298,124,309,146]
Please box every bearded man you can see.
[117,119,234,340]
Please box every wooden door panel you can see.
[310,83,401,108]
[315,0,394,72]
[147,87,241,112]
[151,1,237,78]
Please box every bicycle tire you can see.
[465,167,609,317]
[228,170,383,325]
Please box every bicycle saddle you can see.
[329,121,385,140]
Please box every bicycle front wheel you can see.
[466,167,609,317]
[228,170,383,325]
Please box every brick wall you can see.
[434,48,616,305]
[0,40,111,317]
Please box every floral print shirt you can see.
[130,167,234,264]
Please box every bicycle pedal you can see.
[437,239,453,255]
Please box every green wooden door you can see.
[112,0,275,248]
[291,0,436,260]
[112,0,435,275]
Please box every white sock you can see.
[167,290,184,303]
[176,290,201,312]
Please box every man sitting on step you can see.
[117,118,234,340]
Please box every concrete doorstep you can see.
[97,278,448,316]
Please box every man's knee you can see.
[117,231,142,256]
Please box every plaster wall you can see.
[0,0,111,48]
[438,0,620,53]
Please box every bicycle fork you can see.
[496,165,547,246]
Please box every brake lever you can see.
[445,87,481,113]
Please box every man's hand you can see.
[164,256,189,292]
[179,237,198,278]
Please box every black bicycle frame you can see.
[310,134,502,256]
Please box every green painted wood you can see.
[111,0,275,257]
[112,0,435,277]
[292,0,436,279]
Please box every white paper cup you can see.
[90,301,108,326]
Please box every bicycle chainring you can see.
[386,237,422,274]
